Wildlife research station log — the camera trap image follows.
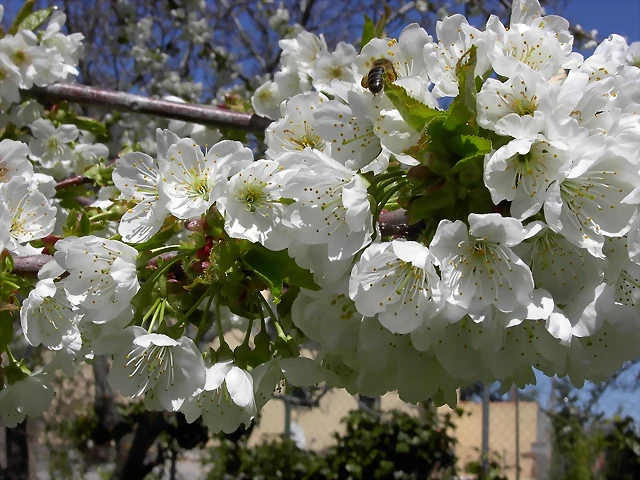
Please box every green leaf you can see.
[0,310,15,352]
[84,161,114,187]
[360,15,375,50]
[384,80,444,133]
[276,286,300,331]
[9,0,35,34]
[447,135,492,175]
[444,45,479,132]
[17,7,54,32]
[269,249,319,291]
[66,116,108,139]
[406,181,458,224]
[80,210,91,235]
[242,248,284,303]
[63,208,92,236]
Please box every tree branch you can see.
[12,254,53,274]
[27,84,272,134]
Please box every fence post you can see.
[482,384,490,476]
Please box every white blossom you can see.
[95,326,206,411]
[430,214,534,312]
[218,158,296,249]
[54,236,140,323]
[282,149,374,261]
[180,360,256,433]
[0,139,33,183]
[543,151,639,258]
[112,129,175,242]
[0,369,55,428]
[20,278,80,350]
[0,176,56,255]
[28,119,79,176]
[349,241,444,334]
[159,138,253,219]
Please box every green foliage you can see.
[15,6,54,32]
[547,380,640,480]
[444,46,479,132]
[207,408,463,480]
[464,451,509,480]
[0,309,15,355]
[383,81,444,132]
[208,434,329,480]
[64,115,109,140]
[381,45,495,229]
[9,1,35,34]
[324,408,459,479]
[360,17,375,50]
[242,247,285,303]
[600,416,640,479]
[242,244,319,303]
[63,208,92,237]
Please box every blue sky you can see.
[564,0,639,44]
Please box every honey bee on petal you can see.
[361,58,398,94]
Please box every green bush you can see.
[323,408,459,479]
[207,406,461,480]
[600,416,640,480]
[207,434,328,480]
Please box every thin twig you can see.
[27,83,272,133]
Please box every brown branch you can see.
[55,174,93,191]
[12,254,53,274]
[378,208,417,237]
[27,83,273,134]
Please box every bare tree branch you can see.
[27,84,272,133]
[12,254,53,274]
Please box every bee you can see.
[361,58,398,94]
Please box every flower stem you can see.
[370,176,405,198]
[149,245,190,256]
[142,297,162,324]
[215,293,225,345]
[195,289,215,345]
[376,180,408,218]
[146,252,190,288]
[89,211,116,222]
[180,285,214,324]
[242,297,256,346]
[148,298,166,332]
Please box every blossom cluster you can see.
[0,5,82,111]
[1,0,640,435]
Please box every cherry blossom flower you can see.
[430,214,534,312]
[0,369,55,428]
[95,326,206,411]
[0,176,56,255]
[20,278,80,350]
[159,138,253,219]
[349,241,444,334]
[53,236,140,323]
